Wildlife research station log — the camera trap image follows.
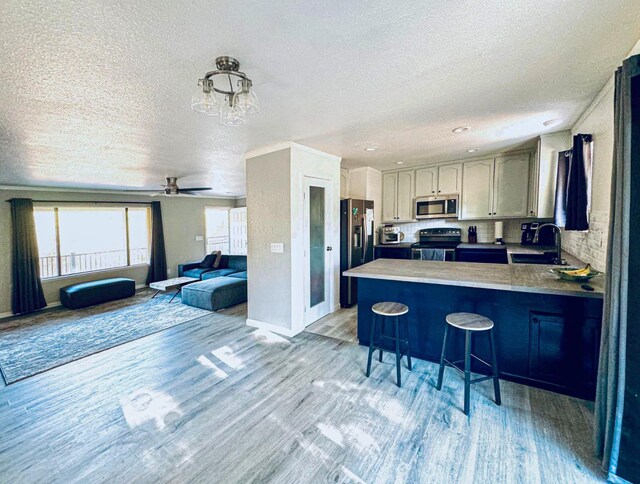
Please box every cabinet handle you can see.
[488,213,491,215]
[532,318,539,325]
[431,191,435,194]
[493,212,496,215]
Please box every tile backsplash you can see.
[383,218,540,244]
[561,210,608,272]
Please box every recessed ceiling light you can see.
[543,118,561,127]
[364,147,377,151]
[395,161,405,165]
[452,126,470,133]
[467,149,478,153]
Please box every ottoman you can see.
[181,276,247,311]
[60,278,136,309]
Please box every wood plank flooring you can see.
[0,304,605,483]
[305,305,357,343]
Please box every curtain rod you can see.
[5,199,153,205]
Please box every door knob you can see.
[326,246,333,251]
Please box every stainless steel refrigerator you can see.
[340,198,374,307]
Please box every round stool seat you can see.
[445,312,494,331]
[372,302,409,317]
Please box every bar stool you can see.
[366,302,412,387]
[436,312,501,416]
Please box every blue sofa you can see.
[181,274,247,311]
[178,255,247,280]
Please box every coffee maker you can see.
[521,222,554,245]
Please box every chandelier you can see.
[191,56,259,126]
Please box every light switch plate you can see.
[195,235,204,241]
[270,243,284,253]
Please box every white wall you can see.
[245,148,293,331]
[0,188,235,316]
[561,38,640,271]
[246,143,341,337]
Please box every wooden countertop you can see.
[343,257,604,299]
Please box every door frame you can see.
[302,176,334,326]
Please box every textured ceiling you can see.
[1,1,639,196]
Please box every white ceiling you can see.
[1,1,639,197]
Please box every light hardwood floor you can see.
[0,304,605,483]
[305,305,357,343]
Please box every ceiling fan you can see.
[127,176,212,196]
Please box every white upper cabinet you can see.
[437,163,462,195]
[415,163,462,198]
[460,159,494,219]
[396,171,415,222]
[493,153,531,218]
[382,172,398,223]
[382,170,415,222]
[340,169,349,199]
[415,167,438,197]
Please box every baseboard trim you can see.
[246,318,301,338]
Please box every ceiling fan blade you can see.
[120,189,164,192]
[179,191,205,196]
[150,191,165,197]
[179,187,212,191]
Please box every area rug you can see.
[0,290,212,384]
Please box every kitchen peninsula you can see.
[344,257,604,399]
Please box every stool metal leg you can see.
[394,317,402,387]
[379,316,385,362]
[436,324,449,391]
[489,328,501,406]
[403,315,412,371]
[366,313,377,377]
[464,330,472,416]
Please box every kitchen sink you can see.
[510,253,558,265]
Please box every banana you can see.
[562,264,591,276]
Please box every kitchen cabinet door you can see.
[529,312,600,391]
[460,159,494,219]
[381,172,398,222]
[494,153,531,218]
[396,170,415,222]
[415,167,438,197]
[437,163,462,194]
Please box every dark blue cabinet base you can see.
[356,278,603,400]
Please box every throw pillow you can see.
[199,253,217,269]
[211,250,222,269]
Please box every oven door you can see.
[411,248,455,261]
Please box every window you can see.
[205,207,230,253]
[34,206,151,279]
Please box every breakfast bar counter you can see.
[344,258,604,399]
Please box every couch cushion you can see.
[60,278,135,309]
[183,268,213,279]
[227,256,247,271]
[228,271,247,279]
[181,277,247,311]
[201,268,238,279]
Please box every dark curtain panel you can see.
[595,53,640,484]
[146,201,167,284]
[10,198,47,315]
[565,133,592,230]
[554,150,571,227]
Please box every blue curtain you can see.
[595,53,640,484]
[10,198,47,314]
[146,201,167,284]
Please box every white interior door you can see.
[229,207,247,255]
[303,177,333,326]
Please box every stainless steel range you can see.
[411,228,462,261]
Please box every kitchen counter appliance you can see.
[415,194,459,219]
[411,228,461,261]
[340,198,375,307]
[379,225,401,245]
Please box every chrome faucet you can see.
[533,223,565,265]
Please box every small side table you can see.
[149,277,198,302]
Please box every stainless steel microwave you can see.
[415,195,459,219]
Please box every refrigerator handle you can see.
[361,215,367,264]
